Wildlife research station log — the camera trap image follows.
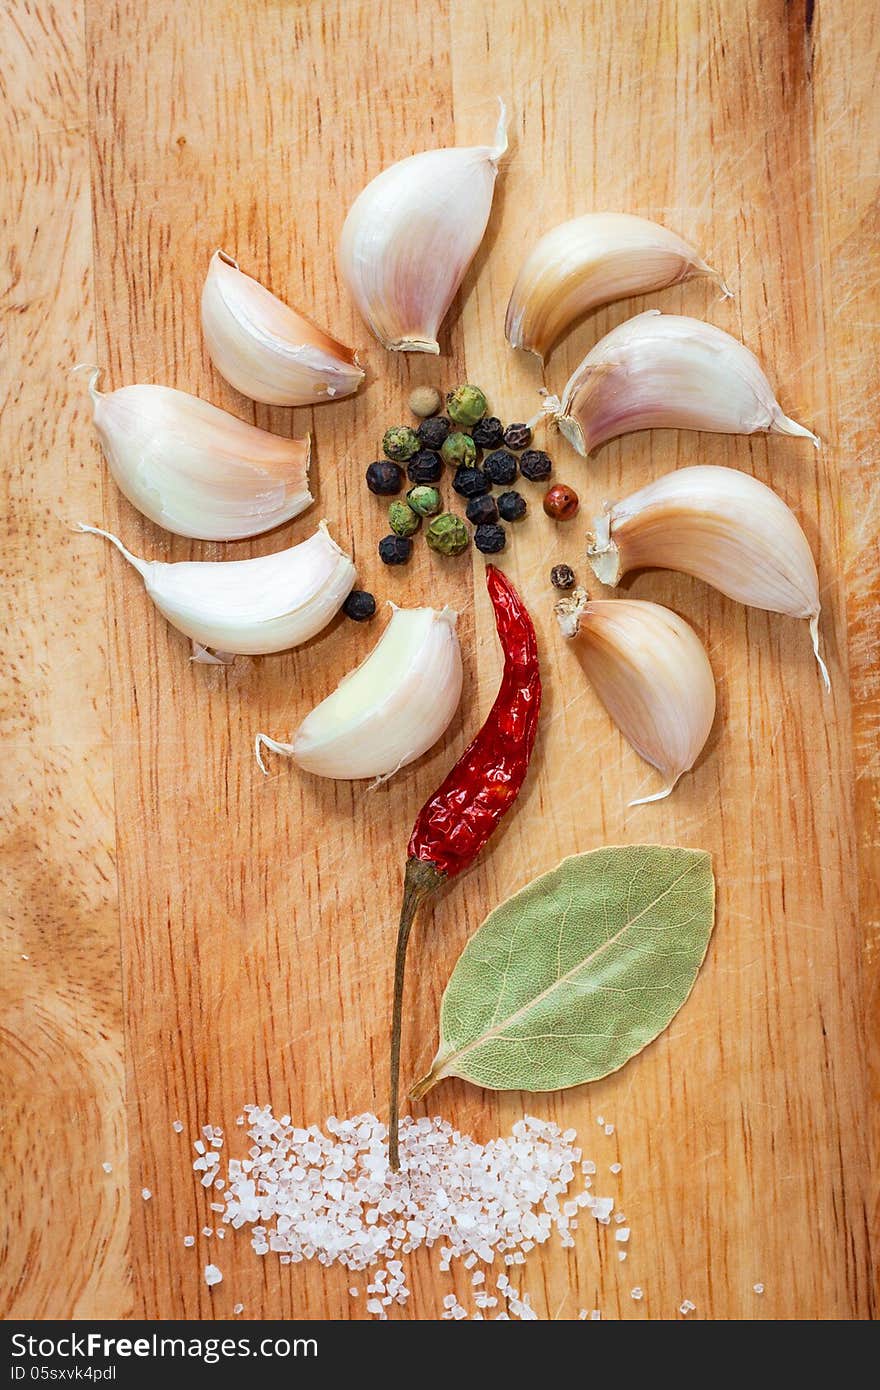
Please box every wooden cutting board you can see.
[2,0,876,1320]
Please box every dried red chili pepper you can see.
[388,565,541,1168]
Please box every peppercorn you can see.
[406,449,443,484]
[406,484,442,517]
[550,564,576,591]
[543,483,579,521]
[366,460,404,495]
[408,385,442,418]
[343,590,377,621]
[497,490,527,521]
[417,415,451,451]
[441,431,477,468]
[378,534,413,565]
[519,448,552,482]
[503,422,532,451]
[388,500,421,538]
[446,384,488,428]
[474,523,506,554]
[426,513,469,557]
[483,449,518,486]
[472,416,505,450]
[382,425,420,462]
[465,493,499,526]
[453,466,492,499]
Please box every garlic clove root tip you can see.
[810,616,831,692]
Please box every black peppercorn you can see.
[519,448,552,482]
[472,416,504,450]
[503,422,532,451]
[474,523,507,554]
[417,415,451,451]
[550,564,576,591]
[343,589,377,621]
[366,460,404,495]
[406,449,443,484]
[497,490,527,521]
[465,493,499,526]
[378,534,412,565]
[483,449,518,486]
[452,465,491,499]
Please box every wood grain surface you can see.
[2,0,877,1321]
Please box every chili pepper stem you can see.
[388,857,444,1171]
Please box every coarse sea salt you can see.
[191,1106,616,1320]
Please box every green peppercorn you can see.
[426,513,469,557]
[406,484,442,517]
[408,385,442,418]
[388,499,421,538]
[441,431,477,468]
[446,384,488,428]
[382,425,420,462]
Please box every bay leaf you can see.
[411,845,714,1097]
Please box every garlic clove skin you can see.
[338,103,507,354]
[556,588,716,805]
[201,251,364,406]
[84,369,312,541]
[79,520,355,656]
[540,311,818,455]
[506,213,729,363]
[586,464,829,689]
[256,605,463,781]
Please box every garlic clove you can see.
[79,520,355,656]
[338,102,508,354]
[256,605,462,781]
[506,213,729,363]
[82,368,312,541]
[538,311,818,455]
[556,588,716,804]
[201,251,364,406]
[585,464,829,689]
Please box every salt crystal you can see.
[615,1228,630,1243]
[604,1124,614,1136]
[183,1236,195,1248]
[630,1287,643,1300]
[609,1163,622,1174]
[202,1227,213,1237]
[141,1188,152,1201]
[590,1310,601,1320]
[596,1116,605,1126]
[679,1300,696,1315]
[194,1140,206,1155]
[349,1288,359,1297]
[753,1283,764,1295]
[233,1303,244,1314]
[618,1251,627,1261]
[172,1120,184,1133]
[204,1264,222,1287]
[102,1162,112,1174]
